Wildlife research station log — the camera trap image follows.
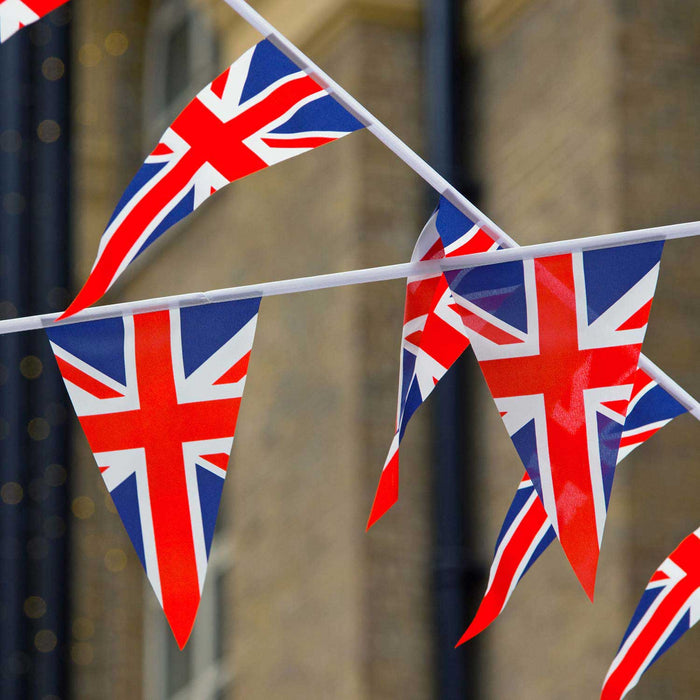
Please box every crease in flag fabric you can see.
[444,240,665,599]
[60,38,364,319]
[46,296,262,648]
[601,528,700,700]
[0,0,68,43]
[457,367,688,646]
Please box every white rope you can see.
[1,219,699,336]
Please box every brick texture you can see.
[470,1,700,698]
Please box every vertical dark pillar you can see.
[27,9,72,699]
[0,7,72,699]
[0,26,32,700]
[425,0,483,696]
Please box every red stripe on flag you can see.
[367,450,399,530]
[446,229,497,257]
[133,312,201,649]
[616,299,653,331]
[261,136,336,149]
[404,331,423,347]
[629,372,653,402]
[404,276,441,324]
[210,68,230,99]
[419,315,471,369]
[601,399,630,416]
[27,0,69,14]
[55,356,125,399]
[150,143,173,157]
[422,239,445,261]
[449,304,525,346]
[213,353,251,385]
[201,453,230,471]
[619,427,660,447]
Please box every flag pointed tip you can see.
[564,546,598,602]
[582,575,596,603]
[57,275,109,321]
[455,608,493,647]
[56,296,86,322]
[171,617,197,650]
[455,629,474,648]
[578,561,597,602]
[366,493,396,530]
[366,460,398,530]
[556,523,599,599]
[165,602,200,650]
[55,305,77,322]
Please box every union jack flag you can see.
[60,39,364,319]
[0,0,68,43]
[367,197,498,528]
[47,297,261,647]
[444,241,664,597]
[457,368,688,646]
[601,528,700,700]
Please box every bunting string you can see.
[1,217,699,334]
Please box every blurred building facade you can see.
[0,0,698,698]
[69,1,435,699]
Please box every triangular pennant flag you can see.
[47,297,261,647]
[367,197,499,528]
[445,241,664,598]
[457,368,689,646]
[601,528,700,700]
[59,38,364,319]
[0,0,69,43]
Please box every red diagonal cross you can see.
[170,71,324,182]
[63,71,324,315]
[78,310,241,648]
[476,254,645,598]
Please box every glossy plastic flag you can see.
[60,39,364,319]
[0,0,68,43]
[457,368,688,646]
[367,197,498,528]
[47,297,261,647]
[601,528,700,700]
[445,241,664,598]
